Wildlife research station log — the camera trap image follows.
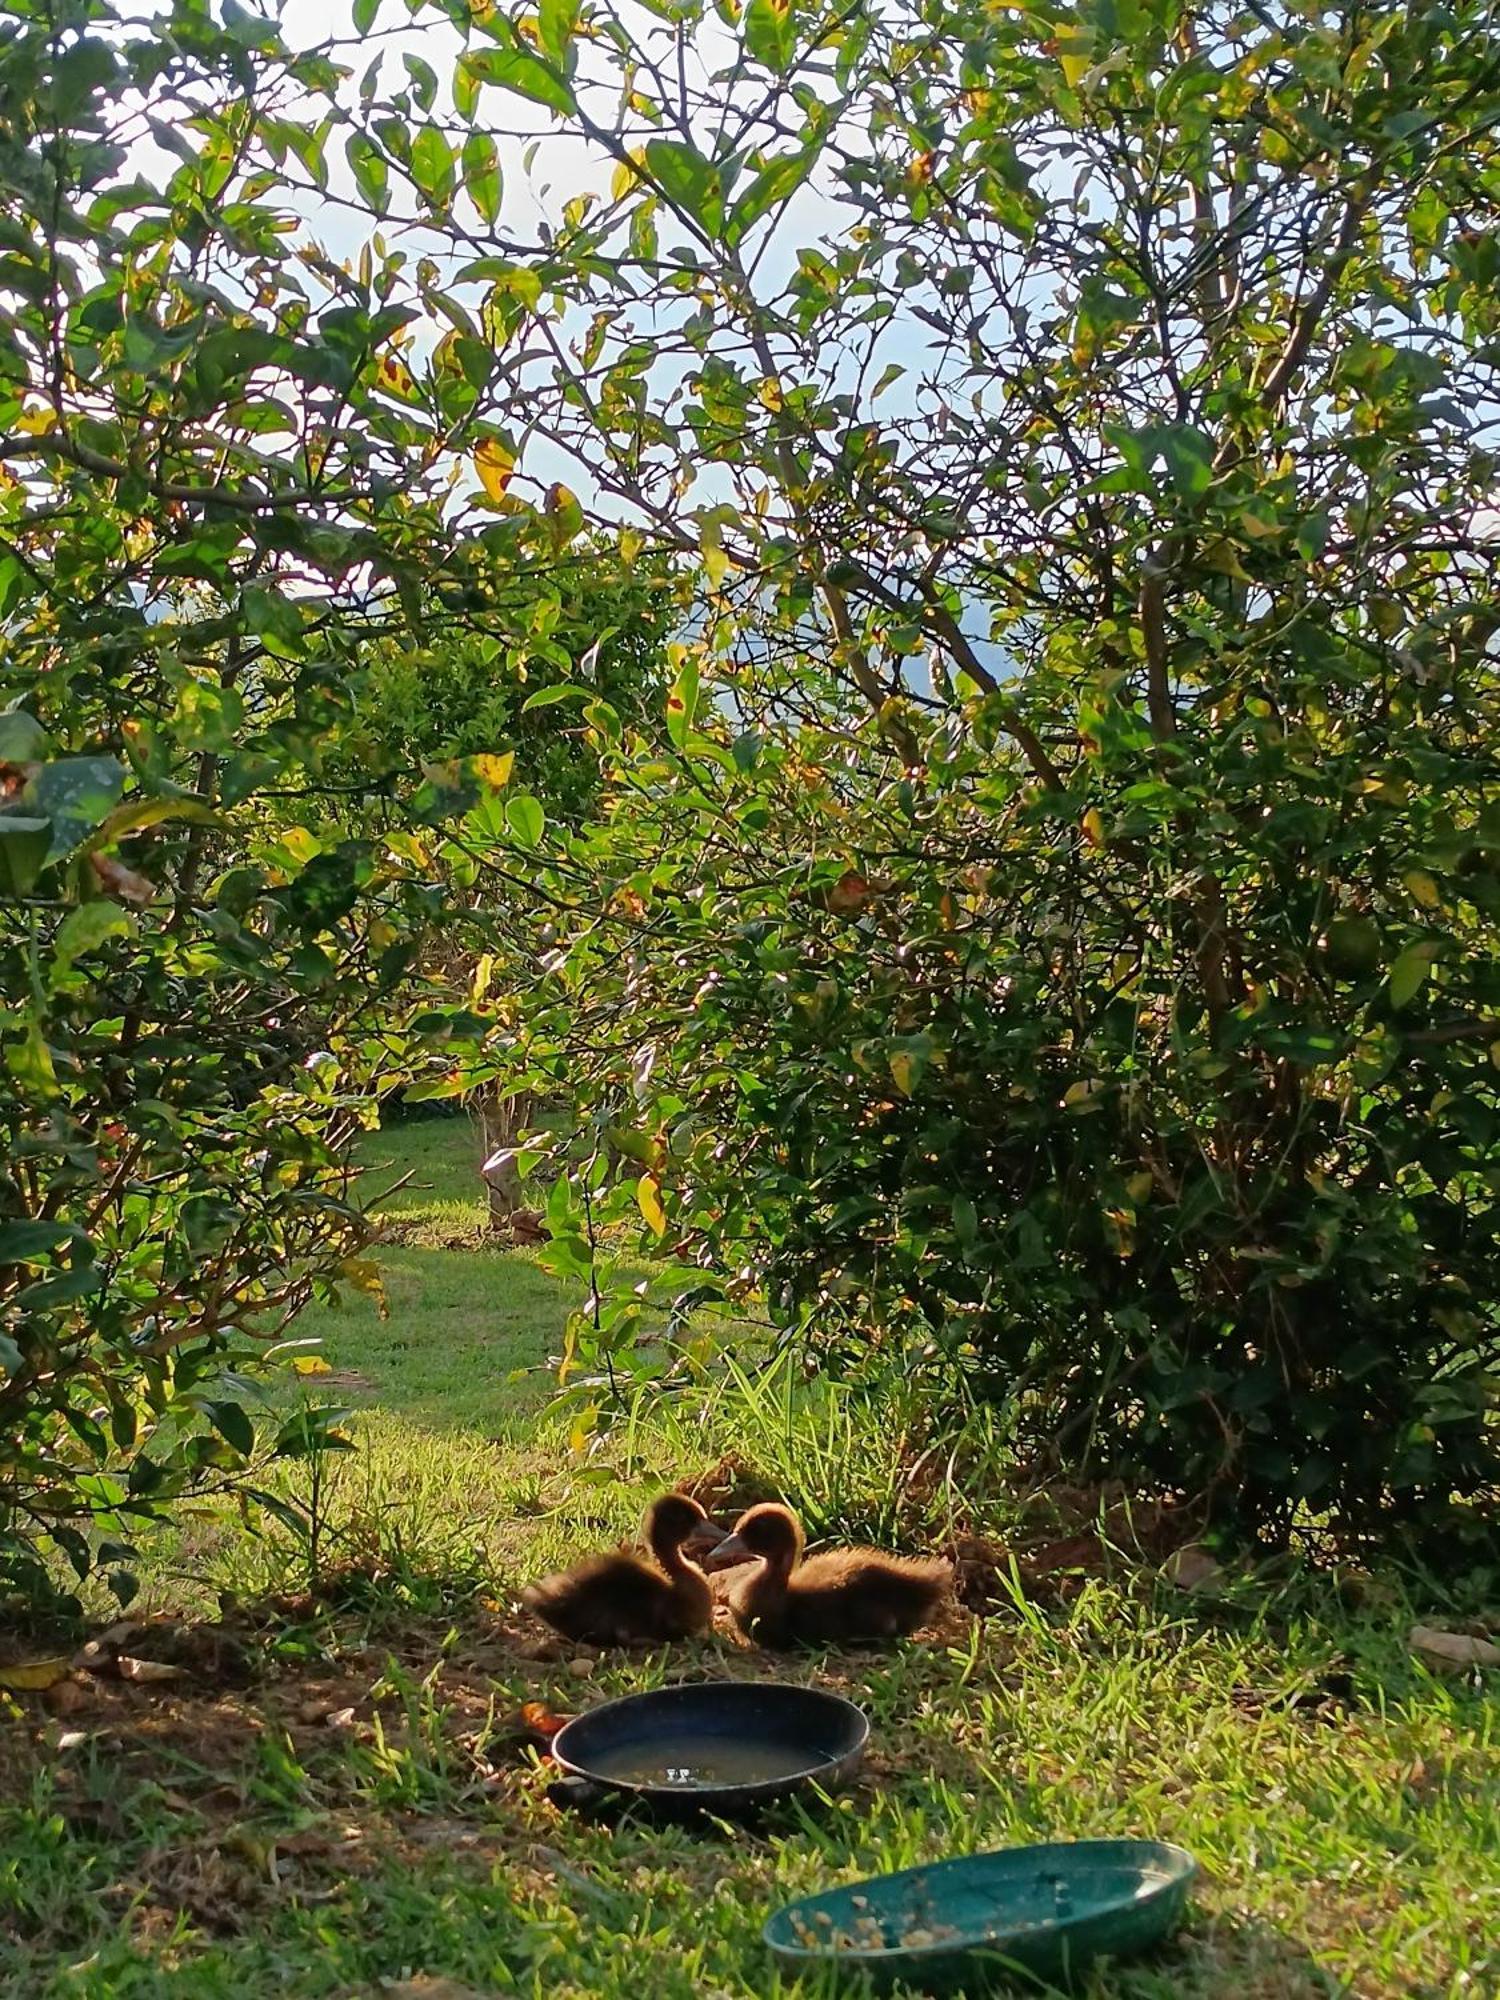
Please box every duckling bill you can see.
[521,1493,714,1647]
[717,1503,952,1647]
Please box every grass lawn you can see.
[1,1120,1495,1999]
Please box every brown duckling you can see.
[716,1503,952,1647]
[521,1493,714,1647]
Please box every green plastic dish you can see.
[763,1838,1197,1992]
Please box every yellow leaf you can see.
[474,439,516,502]
[15,403,56,435]
[611,148,646,200]
[889,1050,919,1097]
[703,543,729,588]
[471,751,515,789]
[1201,537,1253,582]
[0,1657,72,1691]
[1059,49,1089,88]
[619,527,644,564]
[636,1173,667,1237]
[291,1355,333,1376]
[1404,869,1441,909]
[375,349,417,398]
[757,377,784,413]
[339,1257,387,1319]
[568,1402,598,1455]
[1063,1079,1105,1111]
[1081,808,1104,849]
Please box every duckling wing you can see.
[522,1552,671,1645]
[790,1552,952,1640]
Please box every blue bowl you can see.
[764,1838,1197,1991]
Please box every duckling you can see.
[521,1493,714,1647]
[716,1503,952,1647]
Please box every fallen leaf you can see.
[1409,1625,1500,1672]
[0,1657,73,1691]
[326,1705,359,1730]
[1160,1545,1222,1593]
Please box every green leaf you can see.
[6,1023,57,1095]
[53,900,134,975]
[0,710,49,762]
[644,140,724,234]
[520,683,585,712]
[403,53,439,113]
[728,146,815,242]
[273,1407,357,1459]
[346,134,390,216]
[666,655,700,748]
[506,793,546,848]
[454,55,481,123]
[89,797,220,851]
[0,817,54,897]
[25,756,125,858]
[353,0,379,27]
[544,482,585,552]
[538,0,579,62]
[0,1219,83,1265]
[469,40,578,117]
[51,36,120,119]
[1151,424,1216,499]
[745,0,795,73]
[1389,945,1435,1009]
[205,1401,255,1457]
[887,1033,933,1097]
[462,131,502,226]
[410,126,456,205]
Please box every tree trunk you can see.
[476,1088,535,1236]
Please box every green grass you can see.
[1,1120,1495,1999]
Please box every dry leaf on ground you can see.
[1409,1625,1500,1672]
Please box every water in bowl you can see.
[585,1732,822,1788]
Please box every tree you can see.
[427,0,1500,1547]
[0,0,569,1599]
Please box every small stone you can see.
[566,1656,596,1679]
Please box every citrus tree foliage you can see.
[326,544,677,825]
[424,0,1500,1545]
[0,0,582,1599]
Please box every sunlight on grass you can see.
[5,1120,1495,2000]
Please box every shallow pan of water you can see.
[550,1680,868,1812]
